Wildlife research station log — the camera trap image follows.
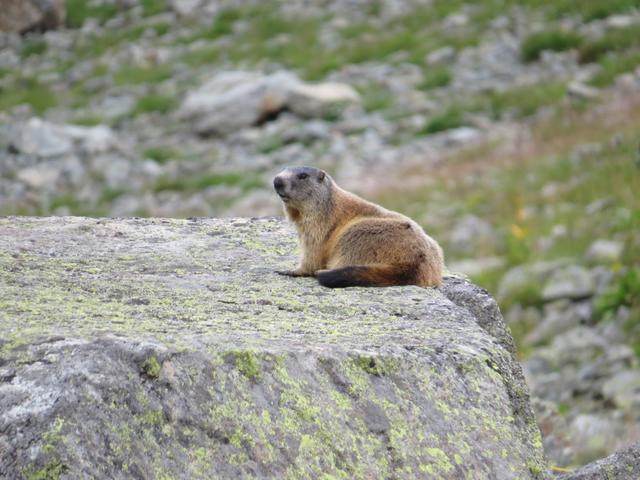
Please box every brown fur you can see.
[274,166,444,288]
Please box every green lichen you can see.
[229,351,261,380]
[354,355,389,375]
[24,460,67,480]
[142,356,162,378]
[425,447,454,473]
[140,410,164,425]
[528,460,544,475]
[41,417,65,455]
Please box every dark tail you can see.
[316,264,416,288]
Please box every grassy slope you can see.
[373,93,640,355]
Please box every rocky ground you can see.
[1,0,640,471]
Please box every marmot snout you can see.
[274,166,444,288]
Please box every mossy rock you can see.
[0,217,546,479]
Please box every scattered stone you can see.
[602,370,640,413]
[170,0,204,16]
[287,82,360,118]
[504,304,542,328]
[585,239,623,264]
[10,118,73,157]
[9,118,117,157]
[605,15,637,29]
[532,398,574,467]
[542,265,595,301]
[443,12,469,28]
[449,214,499,256]
[497,260,569,303]
[281,120,331,144]
[525,300,590,346]
[16,164,61,189]
[448,256,506,278]
[426,46,456,65]
[442,127,481,146]
[568,414,623,464]
[568,82,601,100]
[60,124,117,154]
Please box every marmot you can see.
[273,166,444,288]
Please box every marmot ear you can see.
[318,171,326,182]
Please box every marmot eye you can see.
[297,173,309,180]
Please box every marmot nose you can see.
[273,176,285,191]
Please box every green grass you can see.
[597,268,640,319]
[143,147,179,163]
[113,65,173,85]
[20,38,47,58]
[72,115,106,126]
[153,22,170,36]
[578,24,640,64]
[65,0,119,28]
[478,141,638,264]
[357,83,394,113]
[133,94,176,115]
[597,267,640,358]
[256,136,285,154]
[202,7,242,38]
[589,51,640,87]
[380,105,640,299]
[69,24,151,61]
[521,30,583,62]
[483,81,567,119]
[516,0,640,21]
[153,172,263,193]
[50,194,83,212]
[181,46,220,66]
[141,0,166,17]
[99,188,127,203]
[419,67,452,91]
[172,0,640,81]
[419,108,467,134]
[0,79,57,113]
[180,3,477,81]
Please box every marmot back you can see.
[273,166,444,288]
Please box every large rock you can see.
[0,0,65,33]
[178,71,360,136]
[0,217,546,479]
[558,441,640,480]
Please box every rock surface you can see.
[0,216,546,479]
[557,441,640,480]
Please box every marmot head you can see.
[273,166,332,210]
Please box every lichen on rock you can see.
[0,216,546,479]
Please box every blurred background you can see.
[1,0,639,471]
